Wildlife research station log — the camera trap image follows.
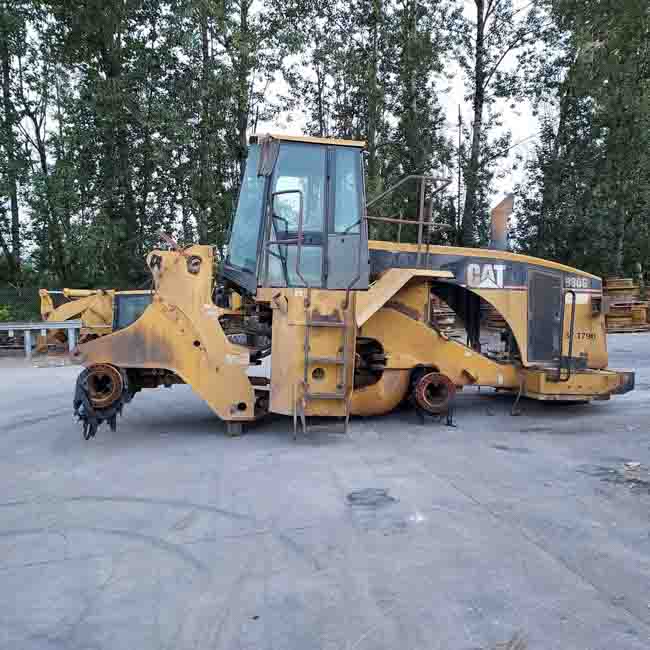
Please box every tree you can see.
[0,0,30,279]
[292,0,454,243]
[458,0,546,246]
[515,0,650,276]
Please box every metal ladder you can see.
[294,297,353,437]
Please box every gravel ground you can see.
[0,333,649,650]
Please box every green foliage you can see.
[0,286,39,321]
[1,0,311,288]
[291,0,456,244]
[514,0,650,276]
[456,0,549,246]
[0,0,647,288]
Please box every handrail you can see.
[365,214,453,229]
[291,190,308,289]
[266,189,306,288]
[365,174,453,267]
[271,213,289,234]
[366,174,450,209]
[344,218,364,309]
[558,289,577,382]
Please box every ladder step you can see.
[305,320,346,328]
[307,355,345,365]
[304,391,346,400]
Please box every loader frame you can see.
[71,134,634,437]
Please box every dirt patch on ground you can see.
[577,463,650,494]
[347,488,398,507]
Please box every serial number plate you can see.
[568,332,596,340]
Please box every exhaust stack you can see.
[490,194,514,251]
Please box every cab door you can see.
[265,142,326,288]
[326,146,369,290]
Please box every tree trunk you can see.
[101,14,137,285]
[53,71,73,235]
[367,0,382,185]
[461,0,486,247]
[538,89,570,256]
[138,86,154,249]
[316,63,325,136]
[236,0,251,184]
[407,0,417,164]
[181,182,192,245]
[613,201,626,276]
[197,9,211,244]
[0,22,20,275]
[609,87,628,277]
[32,123,70,283]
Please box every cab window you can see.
[227,145,265,272]
[333,147,362,233]
[271,143,326,231]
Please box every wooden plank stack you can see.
[483,303,507,330]
[431,295,456,331]
[604,278,650,333]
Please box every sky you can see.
[256,72,540,210]
[255,1,544,211]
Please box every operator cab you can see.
[222,134,369,294]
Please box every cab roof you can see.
[249,133,366,148]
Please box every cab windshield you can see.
[227,145,265,274]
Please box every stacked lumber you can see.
[605,278,639,301]
[431,295,456,331]
[604,278,650,333]
[482,303,507,330]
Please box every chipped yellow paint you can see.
[78,245,256,422]
[521,367,624,399]
[355,268,454,327]
[268,288,354,417]
[350,370,410,416]
[361,289,519,389]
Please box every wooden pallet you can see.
[607,325,650,333]
[605,277,636,290]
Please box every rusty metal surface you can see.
[350,369,410,416]
[76,245,255,429]
[414,372,455,415]
[384,300,422,322]
[86,364,124,409]
[355,268,454,327]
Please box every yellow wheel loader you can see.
[71,134,634,439]
[39,288,152,348]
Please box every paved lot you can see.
[1,334,649,650]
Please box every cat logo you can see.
[467,263,506,289]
